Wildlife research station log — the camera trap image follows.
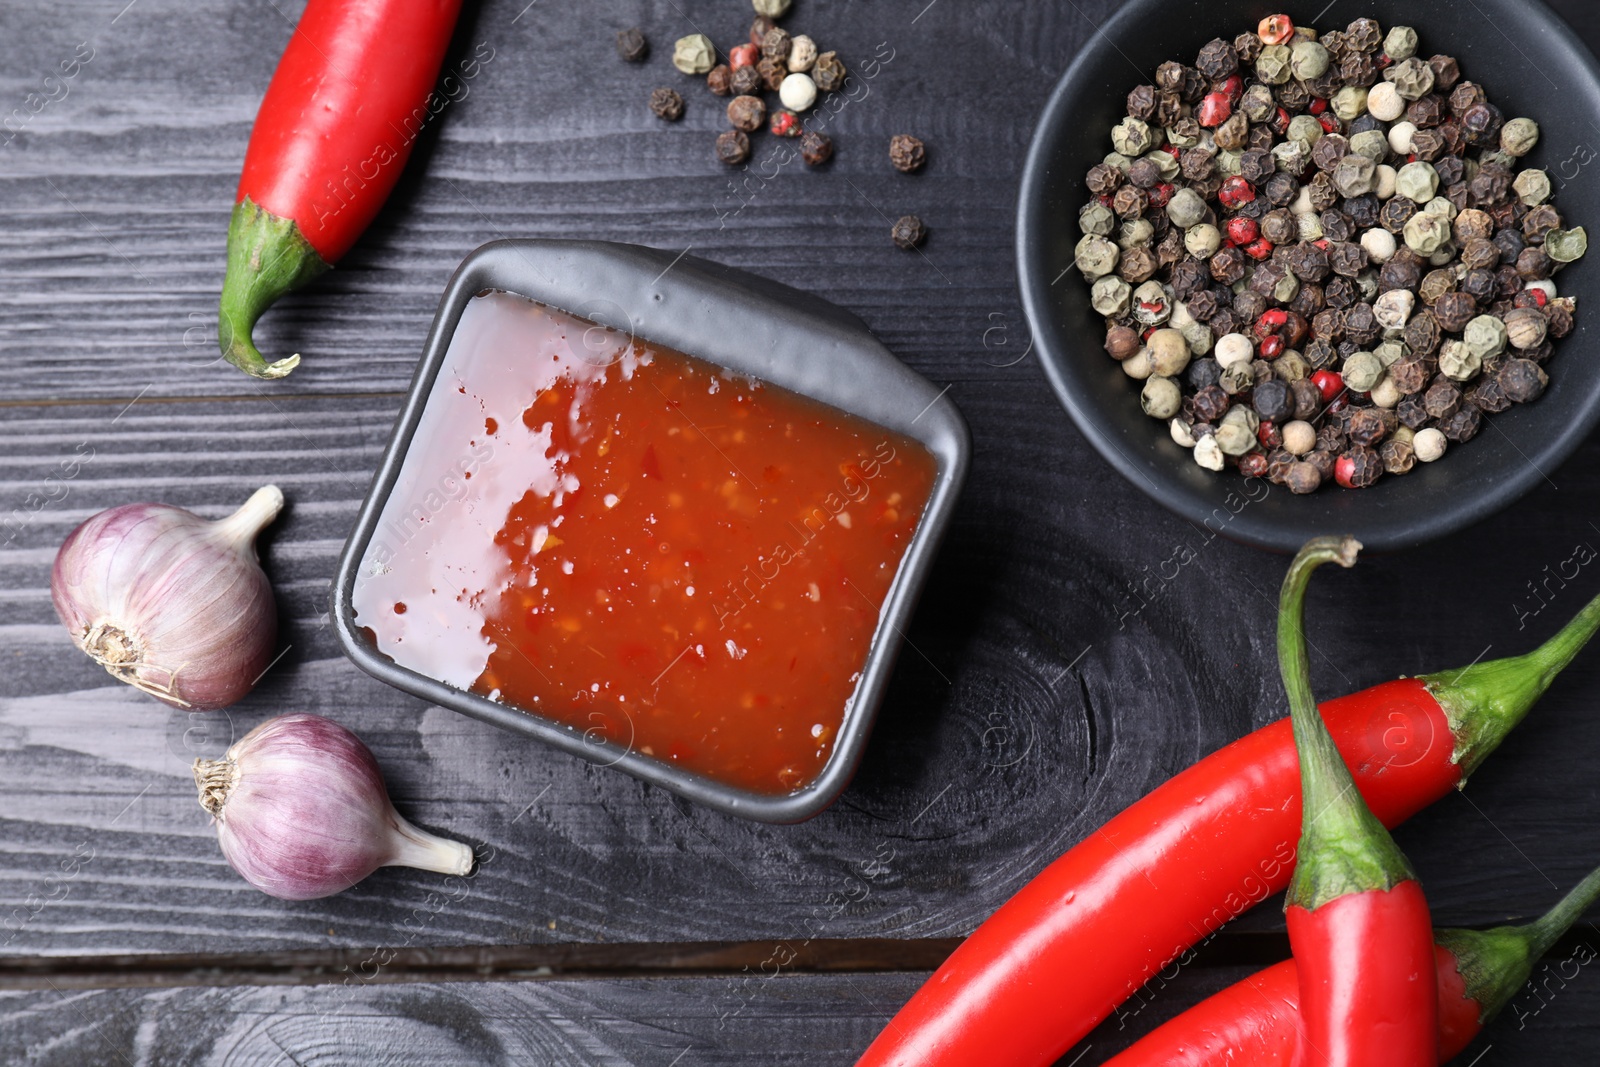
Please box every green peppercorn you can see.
[1289,40,1330,81]
[1463,314,1508,360]
[1404,212,1451,255]
[1118,218,1155,249]
[1334,154,1377,198]
[1395,162,1440,203]
[1091,276,1131,317]
[753,0,791,16]
[1080,201,1116,236]
[1166,187,1207,229]
[1342,350,1384,391]
[1387,57,1436,101]
[1286,115,1323,149]
[1501,117,1540,157]
[1112,117,1156,156]
[1546,227,1588,263]
[673,34,716,75]
[1332,86,1369,122]
[1184,223,1222,258]
[1349,130,1389,163]
[1439,339,1482,381]
[1383,25,1419,61]
[1215,420,1256,455]
[1180,320,1215,356]
[1075,235,1119,279]
[1142,375,1183,419]
[1256,44,1292,84]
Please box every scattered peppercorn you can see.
[1077,13,1584,493]
[730,65,762,96]
[813,51,847,92]
[673,34,716,75]
[770,109,802,137]
[616,27,649,63]
[649,87,685,122]
[715,129,750,166]
[706,65,733,95]
[726,95,765,133]
[892,214,928,250]
[800,130,833,166]
[890,135,927,174]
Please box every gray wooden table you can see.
[3,0,1600,1063]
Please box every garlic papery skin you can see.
[51,486,283,710]
[193,714,474,900]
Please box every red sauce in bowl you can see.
[354,292,937,794]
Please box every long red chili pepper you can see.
[1104,864,1600,1066]
[1279,536,1436,1066]
[856,594,1600,1067]
[219,0,464,379]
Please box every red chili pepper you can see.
[218,0,465,379]
[1102,866,1600,1067]
[1279,537,1437,1067]
[854,594,1600,1067]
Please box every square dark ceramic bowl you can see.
[1018,0,1600,552]
[332,240,969,823]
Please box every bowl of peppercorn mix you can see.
[1018,0,1599,552]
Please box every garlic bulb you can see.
[194,714,473,900]
[51,486,282,710]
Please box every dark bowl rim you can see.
[1016,0,1600,553]
[330,239,970,823]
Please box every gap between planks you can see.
[0,391,404,412]
[1,930,1589,992]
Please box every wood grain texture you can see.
[3,0,1600,1061]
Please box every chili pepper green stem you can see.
[217,197,330,380]
[1439,863,1600,1025]
[1425,590,1600,781]
[1282,535,1416,912]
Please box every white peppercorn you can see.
[787,34,817,72]
[1166,187,1208,229]
[1514,169,1552,206]
[1366,82,1405,122]
[1193,434,1226,470]
[779,72,817,111]
[1463,314,1508,360]
[1547,227,1589,263]
[1148,329,1191,376]
[1375,164,1398,200]
[1214,332,1254,369]
[1413,427,1448,462]
[1404,212,1451,255]
[1289,40,1330,80]
[1142,376,1183,419]
[1332,85,1369,122]
[1130,280,1172,325]
[1373,287,1414,328]
[673,34,716,75]
[1388,121,1418,155]
[1282,420,1317,455]
[1439,339,1482,381]
[1170,417,1197,448]
[1501,118,1540,157]
[1142,149,1180,182]
[1395,161,1440,203]
[1122,348,1156,380]
[1091,276,1132,317]
[1360,228,1398,265]
[1075,234,1120,279]
[1370,376,1405,410]
[1184,223,1222,258]
[1383,26,1418,61]
[1343,350,1384,392]
[1080,201,1116,236]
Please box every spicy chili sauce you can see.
[354,292,937,794]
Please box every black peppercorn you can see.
[1253,379,1295,423]
[1209,246,1248,286]
[1341,51,1378,88]
[1516,246,1554,281]
[1340,446,1384,489]
[1378,257,1422,295]
[1292,379,1324,420]
[1467,376,1512,413]
[1435,155,1466,188]
[649,87,685,122]
[1433,292,1478,333]
[1344,195,1381,230]
[1328,241,1369,278]
[1156,91,1184,129]
[1461,101,1504,146]
[750,15,777,46]
[1317,422,1349,454]
[1233,289,1268,323]
[1345,17,1382,51]
[1234,31,1263,63]
[800,130,834,166]
[707,65,734,96]
[1498,358,1549,402]
[1381,438,1417,475]
[1325,276,1359,310]
[1423,380,1463,420]
[1261,172,1298,208]
[1409,128,1446,162]
[730,65,762,96]
[1406,95,1447,129]
[1429,54,1462,90]
[1321,209,1356,244]
[1461,269,1498,304]
[761,27,792,62]
[616,27,649,63]
[1308,172,1341,213]
[1285,461,1323,495]
[1127,84,1159,121]
[1120,247,1158,283]
[1389,358,1430,396]
[1397,396,1431,429]
[1192,384,1230,423]
[1239,148,1276,185]
[757,56,787,91]
[1187,357,1223,390]
[1276,80,1311,113]
[1311,134,1349,174]
[890,134,927,174]
[813,51,847,93]
[1196,37,1238,80]
[1404,310,1443,357]
[1547,302,1576,339]
[1441,405,1482,442]
[1379,196,1418,235]
[715,129,751,166]
[727,95,766,133]
[1347,408,1388,447]
[891,214,928,250]
[1112,185,1148,220]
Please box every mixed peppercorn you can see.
[1079,14,1586,493]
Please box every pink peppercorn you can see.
[1198,92,1232,127]
[1312,369,1344,402]
[1245,238,1275,261]
[729,44,758,69]
[1258,14,1295,46]
[1148,183,1175,209]
[1217,74,1244,104]
[1228,218,1259,245]
[1219,177,1256,208]
[1240,452,1269,478]
[1310,97,1328,115]
[1259,334,1285,358]
[770,110,801,137]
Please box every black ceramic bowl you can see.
[1018,0,1599,552]
[332,240,969,823]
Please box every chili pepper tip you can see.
[218,197,330,380]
